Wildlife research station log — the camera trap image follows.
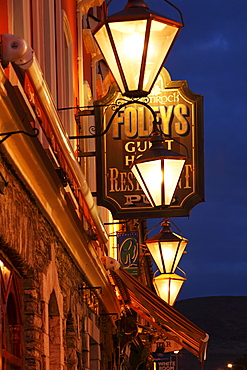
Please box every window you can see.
[8,0,31,43]
[62,11,75,136]
[48,290,62,368]
[0,258,22,369]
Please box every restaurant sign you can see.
[153,355,178,370]
[151,339,182,354]
[95,68,204,219]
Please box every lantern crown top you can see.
[124,0,149,9]
[132,131,186,165]
[146,219,186,243]
[107,0,183,26]
[161,219,172,231]
[93,0,183,98]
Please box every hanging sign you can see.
[95,68,204,219]
[151,339,182,354]
[153,354,178,370]
[117,232,139,276]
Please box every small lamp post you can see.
[227,364,246,370]
[93,0,183,98]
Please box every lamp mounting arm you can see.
[0,128,39,144]
[69,99,159,140]
[163,0,185,26]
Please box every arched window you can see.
[48,290,62,368]
[0,257,22,369]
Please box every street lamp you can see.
[130,127,186,207]
[71,1,186,208]
[93,0,183,98]
[145,219,188,273]
[145,219,187,305]
[153,272,186,306]
[227,364,246,370]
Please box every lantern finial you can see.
[124,0,149,9]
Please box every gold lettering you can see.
[124,107,137,138]
[159,105,174,135]
[109,169,139,192]
[141,194,150,204]
[174,104,190,136]
[165,139,174,150]
[120,172,127,191]
[127,172,135,191]
[137,140,149,152]
[109,168,120,192]
[184,164,192,188]
[177,164,192,189]
[125,142,135,153]
[112,112,124,139]
[125,155,135,166]
[135,180,142,191]
[139,106,153,137]
[124,195,142,205]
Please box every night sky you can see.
[109,0,247,300]
[157,0,247,300]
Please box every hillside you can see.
[174,296,247,370]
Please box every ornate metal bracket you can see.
[69,98,159,140]
[0,128,39,144]
[98,313,119,327]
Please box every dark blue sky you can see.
[109,0,247,300]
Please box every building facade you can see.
[0,1,208,369]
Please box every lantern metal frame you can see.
[129,125,186,207]
[145,218,187,305]
[93,0,184,98]
[153,271,186,306]
[145,219,188,273]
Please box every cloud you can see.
[199,36,229,51]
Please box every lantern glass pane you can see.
[154,274,185,306]
[163,158,185,205]
[146,241,164,272]
[172,235,187,272]
[147,234,188,273]
[94,25,125,93]
[161,240,180,273]
[144,20,179,92]
[132,158,185,207]
[109,20,147,91]
[132,159,162,207]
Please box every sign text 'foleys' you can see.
[96,68,204,219]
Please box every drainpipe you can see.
[76,2,85,108]
[91,54,102,100]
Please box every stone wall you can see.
[0,152,112,369]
